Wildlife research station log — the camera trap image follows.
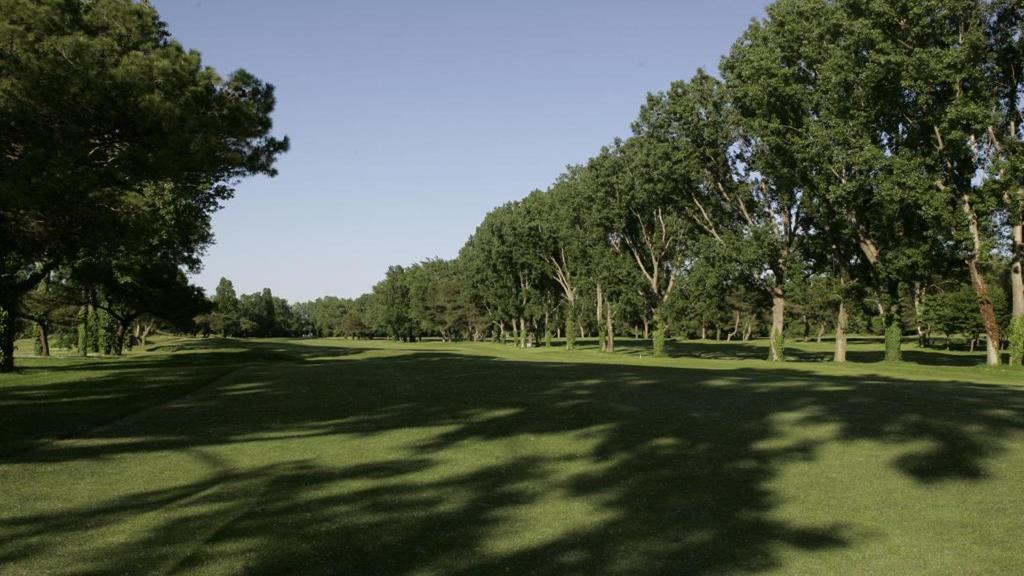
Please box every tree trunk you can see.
[141,321,154,347]
[564,305,575,350]
[519,317,527,348]
[962,193,1001,366]
[0,297,17,372]
[816,324,825,344]
[113,323,127,356]
[913,282,928,347]
[77,305,89,357]
[37,322,50,357]
[768,288,785,362]
[596,283,604,352]
[642,316,650,339]
[88,305,99,353]
[968,259,1002,366]
[1012,202,1023,318]
[727,311,740,341]
[604,298,615,353]
[875,300,886,336]
[883,280,903,362]
[1010,214,1023,366]
[834,301,848,363]
[700,322,707,341]
[743,320,752,341]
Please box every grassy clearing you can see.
[2,336,1023,575]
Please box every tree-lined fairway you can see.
[3,339,1024,575]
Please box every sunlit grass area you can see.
[2,337,1023,575]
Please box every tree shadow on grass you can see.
[2,341,1024,574]
[603,338,988,367]
[0,339,380,456]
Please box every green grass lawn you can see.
[2,336,1024,575]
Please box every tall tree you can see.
[987,0,1024,365]
[586,139,692,355]
[212,278,241,337]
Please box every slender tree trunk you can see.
[768,287,785,362]
[596,282,604,352]
[37,322,50,357]
[701,322,707,341]
[604,298,615,353]
[816,324,825,344]
[913,282,928,347]
[113,323,129,355]
[834,301,848,363]
[642,316,650,339]
[715,327,721,341]
[727,311,740,341]
[875,300,886,336]
[519,317,527,348]
[743,320,752,341]
[142,321,154,347]
[0,296,19,372]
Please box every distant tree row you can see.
[0,0,287,369]
[350,0,1024,367]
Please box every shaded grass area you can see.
[2,337,1024,575]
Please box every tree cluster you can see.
[353,0,1024,366]
[1,0,287,369]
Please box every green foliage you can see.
[77,311,88,357]
[97,309,120,356]
[885,322,903,363]
[565,307,576,350]
[87,308,100,353]
[1009,317,1024,367]
[652,317,667,358]
[0,0,287,371]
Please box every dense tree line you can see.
[0,0,287,369]
[6,0,1023,371]
[331,0,1023,367]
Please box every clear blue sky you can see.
[153,0,772,302]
